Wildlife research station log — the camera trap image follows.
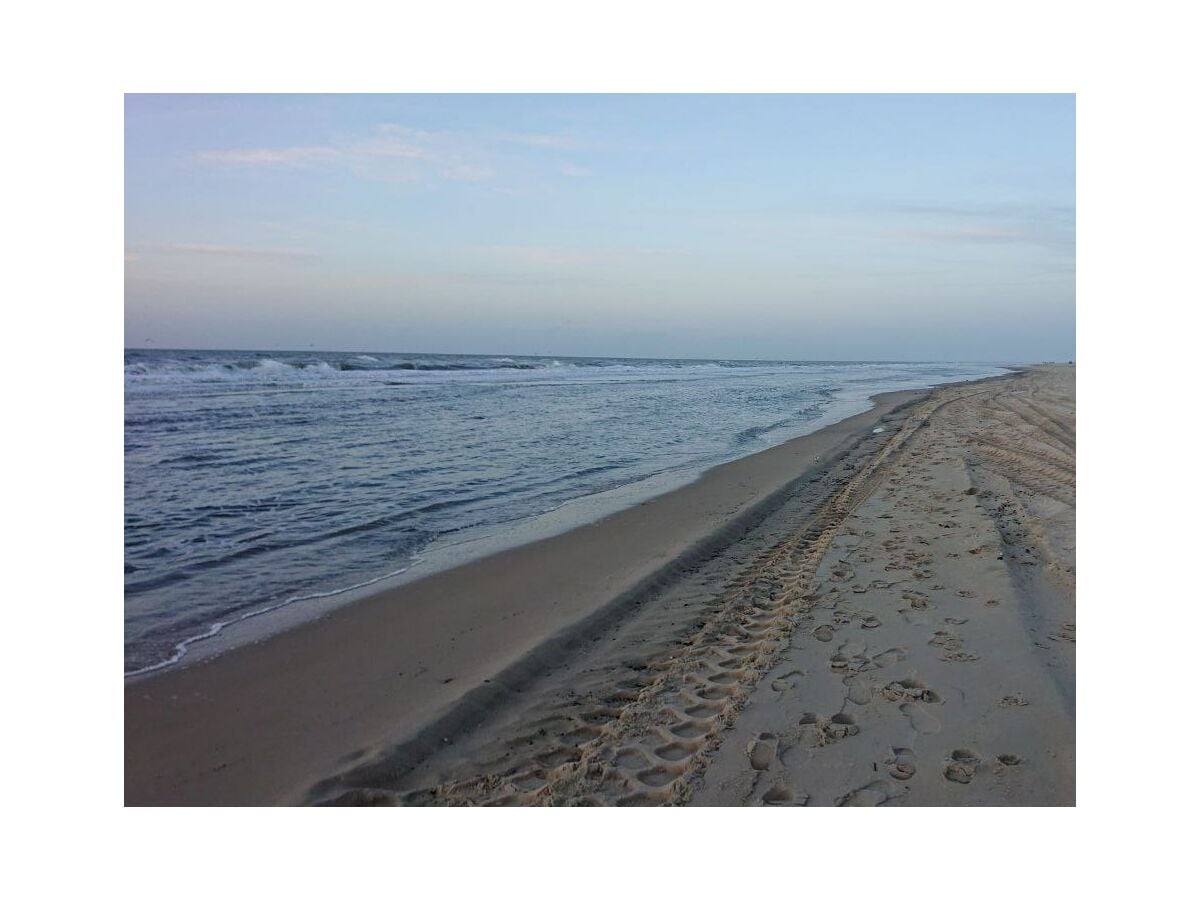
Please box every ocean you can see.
[124,349,1008,675]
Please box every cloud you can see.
[480,244,688,269]
[195,124,607,185]
[496,132,581,150]
[196,146,342,166]
[195,124,505,184]
[169,243,316,259]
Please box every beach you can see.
[125,365,1074,806]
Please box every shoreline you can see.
[126,367,1013,679]
[127,376,1012,805]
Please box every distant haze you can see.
[125,94,1075,362]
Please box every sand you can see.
[125,366,1074,806]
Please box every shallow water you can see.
[124,349,1007,674]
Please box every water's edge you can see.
[126,368,1017,681]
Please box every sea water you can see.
[124,350,1007,674]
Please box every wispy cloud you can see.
[496,132,581,151]
[881,203,1074,252]
[196,124,494,183]
[196,146,342,166]
[194,124,608,185]
[481,244,687,268]
[169,243,317,259]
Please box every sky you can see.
[124,94,1075,362]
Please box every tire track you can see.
[325,391,967,806]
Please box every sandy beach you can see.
[125,365,1074,806]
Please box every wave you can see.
[124,351,825,389]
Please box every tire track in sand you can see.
[325,391,980,806]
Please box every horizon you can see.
[126,94,1075,361]
[125,344,1044,366]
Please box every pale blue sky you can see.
[125,94,1074,361]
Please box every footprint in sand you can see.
[999,694,1030,708]
[762,784,807,806]
[943,749,982,784]
[885,747,917,781]
[747,733,778,771]
[899,702,941,734]
[836,779,906,807]
[796,713,827,748]
[824,713,859,740]
[844,674,873,705]
[882,677,941,704]
[871,647,906,668]
[812,624,835,642]
[997,753,1023,766]
[902,590,930,609]
[829,563,855,583]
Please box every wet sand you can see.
[126,385,931,805]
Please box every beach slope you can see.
[312,365,1074,806]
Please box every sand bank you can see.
[126,385,933,805]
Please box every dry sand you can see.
[126,366,1074,806]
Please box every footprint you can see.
[844,675,873,705]
[883,677,940,704]
[837,779,906,807]
[899,702,941,734]
[824,713,859,740]
[796,713,826,748]
[748,733,778,771]
[999,694,1030,708]
[860,615,881,629]
[943,749,981,784]
[941,649,980,662]
[872,647,906,668]
[997,753,1023,766]
[762,784,806,806]
[885,747,917,781]
[812,624,835,642]
[902,590,930,609]
[829,563,855,583]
